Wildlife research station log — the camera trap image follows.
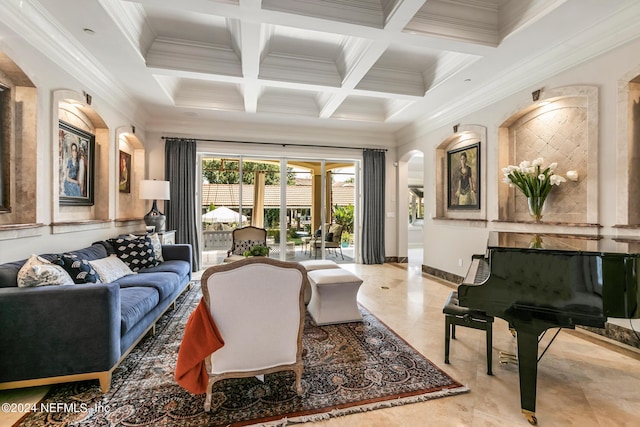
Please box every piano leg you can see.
[515,329,540,426]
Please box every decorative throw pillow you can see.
[325,232,334,242]
[53,253,101,284]
[233,239,264,255]
[17,255,75,287]
[109,235,159,271]
[148,233,164,262]
[90,255,136,283]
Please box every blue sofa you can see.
[0,240,192,392]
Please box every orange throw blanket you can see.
[175,298,225,394]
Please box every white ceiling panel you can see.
[2,0,638,136]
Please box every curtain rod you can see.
[160,136,387,152]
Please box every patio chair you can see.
[312,223,344,259]
[225,226,267,261]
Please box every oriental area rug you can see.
[17,281,467,427]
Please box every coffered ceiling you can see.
[2,0,640,137]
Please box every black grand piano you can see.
[458,232,640,425]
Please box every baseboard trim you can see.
[422,265,464,285]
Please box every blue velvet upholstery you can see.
[119,287,160,335]
[0,283,120,382]
[115,272,180,301]
[0,240,192,392]
[140,259,191,278]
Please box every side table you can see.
[158,230,176,244]
[133,229,176,244]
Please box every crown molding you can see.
[0,0,145,124]
[99,0,151,62]
[401,1,640,139]
[146,37,242,77]
[263,0,384,28]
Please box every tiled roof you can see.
[202,184,355,208]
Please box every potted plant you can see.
[243,245,270,257]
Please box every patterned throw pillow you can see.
[109,235,159,272]
[148,233,164,262]
[90,255,136,283]
[17,254,75,287]
[53,253,101,284]
[233,239,264,255]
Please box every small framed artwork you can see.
[59,120,95,206]
[119,150,131,193]
[447,142,480,210]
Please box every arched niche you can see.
[615,68,640,230]
[53,90,110,231]
[116,126,147,222]
[0,51,37,229]
[498,86,598,225]
[435,124,487,221]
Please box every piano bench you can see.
[443,291,494,375]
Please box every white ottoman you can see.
[307,269,363,325]
[298,259,339,271]
[298,260,340,304]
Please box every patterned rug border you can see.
[256,303,469,427]
[16,281,469,427]
[258,386,468,427]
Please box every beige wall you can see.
[396,36,640,330]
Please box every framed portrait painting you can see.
[59,121,95,206]
[447,142,480,210]
[119,150,131,193]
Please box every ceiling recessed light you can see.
[83,28,95,35]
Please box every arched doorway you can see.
[407,153,424,269]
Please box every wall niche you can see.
[498,86,598,225]
[53,90,110,232]
[435,124,487,221]
[616,70,640,231]
[116,127,146,221]
[0,51,37,229]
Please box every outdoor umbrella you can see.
[202,206,247,223]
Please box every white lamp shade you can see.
[139,180,170,200]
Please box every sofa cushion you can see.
[17,255,75,287]
[53,253,101,284]
[138,260,191,280]
[109,235,159,272]
[51,243,109,263]
[90,255,136,283]
[0,260,24,288]
[115,271,180,301]
[120,287,160,335]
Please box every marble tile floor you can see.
[2,261,640,426]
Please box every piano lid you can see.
[488,232,640,256]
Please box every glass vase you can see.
[527,196,546,223]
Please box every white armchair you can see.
[200,257,307,412]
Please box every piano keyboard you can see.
[463,255,490,285]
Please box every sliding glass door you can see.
[200,154,357,267]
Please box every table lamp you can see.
[140,179,170,232]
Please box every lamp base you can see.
[144,200,166,232]
[144,214,166,232]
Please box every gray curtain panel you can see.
[164,138,201,271]
[362,149,385,264]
